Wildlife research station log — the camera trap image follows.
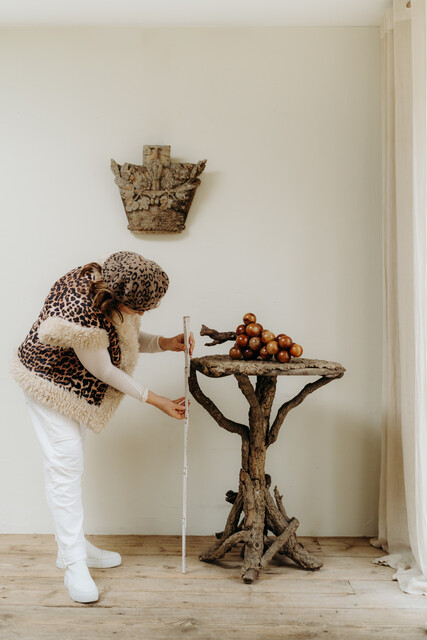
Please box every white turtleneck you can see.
[73,331,163,403]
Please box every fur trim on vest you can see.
[38,316,110,350]
[11,267,140,433]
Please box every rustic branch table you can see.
[189,355,345,584]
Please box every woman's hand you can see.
[159,333,195,356]
[147,391,187,420]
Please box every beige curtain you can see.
[371,0,427,595]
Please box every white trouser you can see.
[25,393,87,567]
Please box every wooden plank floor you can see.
[1,535,427,639]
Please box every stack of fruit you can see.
[229,313,303,362]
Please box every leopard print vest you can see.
[11,267,140,433]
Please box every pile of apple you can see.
[229,313,303,362]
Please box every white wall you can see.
[0,27,381,536]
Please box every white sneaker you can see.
[64,560,99,603]
[57,539,122,569]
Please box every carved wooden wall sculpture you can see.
[111,145,207,233]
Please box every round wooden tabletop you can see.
[191,355,345,379]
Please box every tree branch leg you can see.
[241,471,266,583]
[255,376,277,425]
[274,485,290,521]
[260,517,299,568]
[189,368,249,440]
[200,488,244,561]
[267,375,339,446]
[201,530,250,563]
[264,487,323,570]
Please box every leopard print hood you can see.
[11,267,140,433]
[101,251,169,313]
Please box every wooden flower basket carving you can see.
[111,145,207,233]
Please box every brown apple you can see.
[261,330,275,344]
[259,346,272,360]
[242,348,255,360]
[236,334,249,348]
[249,336,262,352]
[229,345,242,360]
[243,313,257,325]
[266,340,279,355]
[277,334,293,350]
[290,343,303,357]
[276,350,291,363]
[246,323,262,337]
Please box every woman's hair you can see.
[78,262,123,324]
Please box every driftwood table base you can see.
[201,470,322,584]
[189,356,345,584]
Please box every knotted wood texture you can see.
[189,355,345,583]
